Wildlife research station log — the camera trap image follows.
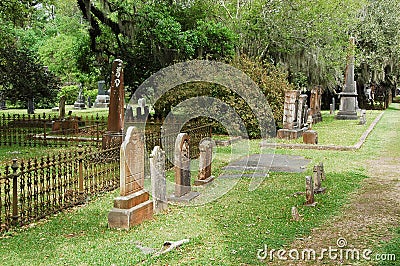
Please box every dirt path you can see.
[272,107,400,266]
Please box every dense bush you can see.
[153,55,293,137]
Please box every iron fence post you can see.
[78,145,84,193]
[11,158,19,225]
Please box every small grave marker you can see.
[150,146,168,213]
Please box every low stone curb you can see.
[261,112,384,151]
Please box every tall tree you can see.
[76,0,237,94]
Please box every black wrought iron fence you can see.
[0,144,120,232]
[0,117,212,232]
[0,113,108,147]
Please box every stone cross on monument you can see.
[335,37,359,120]
[102,59,125,148]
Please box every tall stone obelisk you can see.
[102,59,125,148]
[335,37,358,120]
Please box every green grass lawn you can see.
[0,105,109,117]
[0,105,399,265]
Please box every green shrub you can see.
[58,85,79,104]
[153,55,292,137]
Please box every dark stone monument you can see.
[94,80,110,108]
[87,96,92,108]
[0,92,6,110]
[27,98,35,114]
[336,37,358,120]
[102,59,125,148]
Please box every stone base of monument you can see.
[168,191,200,203]
[108,190,153,229]
[303,130,318,144]
[335,111,358,120]
[277,128,306,140]
[52,120,79,133]
[74,102,86,109]
[194,175,215,186]
[102,132,124,149]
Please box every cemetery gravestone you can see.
[27,98,35,114]
[125,106,135,122]
[87,96,92,108]
[195,139,215,186]
[305,175,316,206]
[102,59,125,148]
[336,37,359,120]
[169,133,199,202]
[313,165,326,193]
[74,85,86,109]
[138,98,146,114]
[94,80,110,108]
[150,146,168,214]
[0,93,7,110]
[359,109,366,125]
[309,86,323,123]
[277,90,309,139]
[108,126,153,229]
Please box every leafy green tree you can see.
[77,0,237,95]
[0,46,60,112]
[217,0,367,91]
[355,0,400,92]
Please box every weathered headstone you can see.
[313,165,326,193]
[102,59,125,148]
[125,106,134,122]
[150,146,168,214]
[359,109,366,125]
[305,176,316,206]
[74,84,86,109]
[336,37,359,120]
[297,94,308,129]
[98,80,106,95]
[94,81,110,108]
[277,90,308,139]
[108,126,153,229]
[195,138,215,186]
[138,98,146,113]
[169,133,199,202]
[309,86,323,123]
[59,95,66,119]
[319,162,326,181]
